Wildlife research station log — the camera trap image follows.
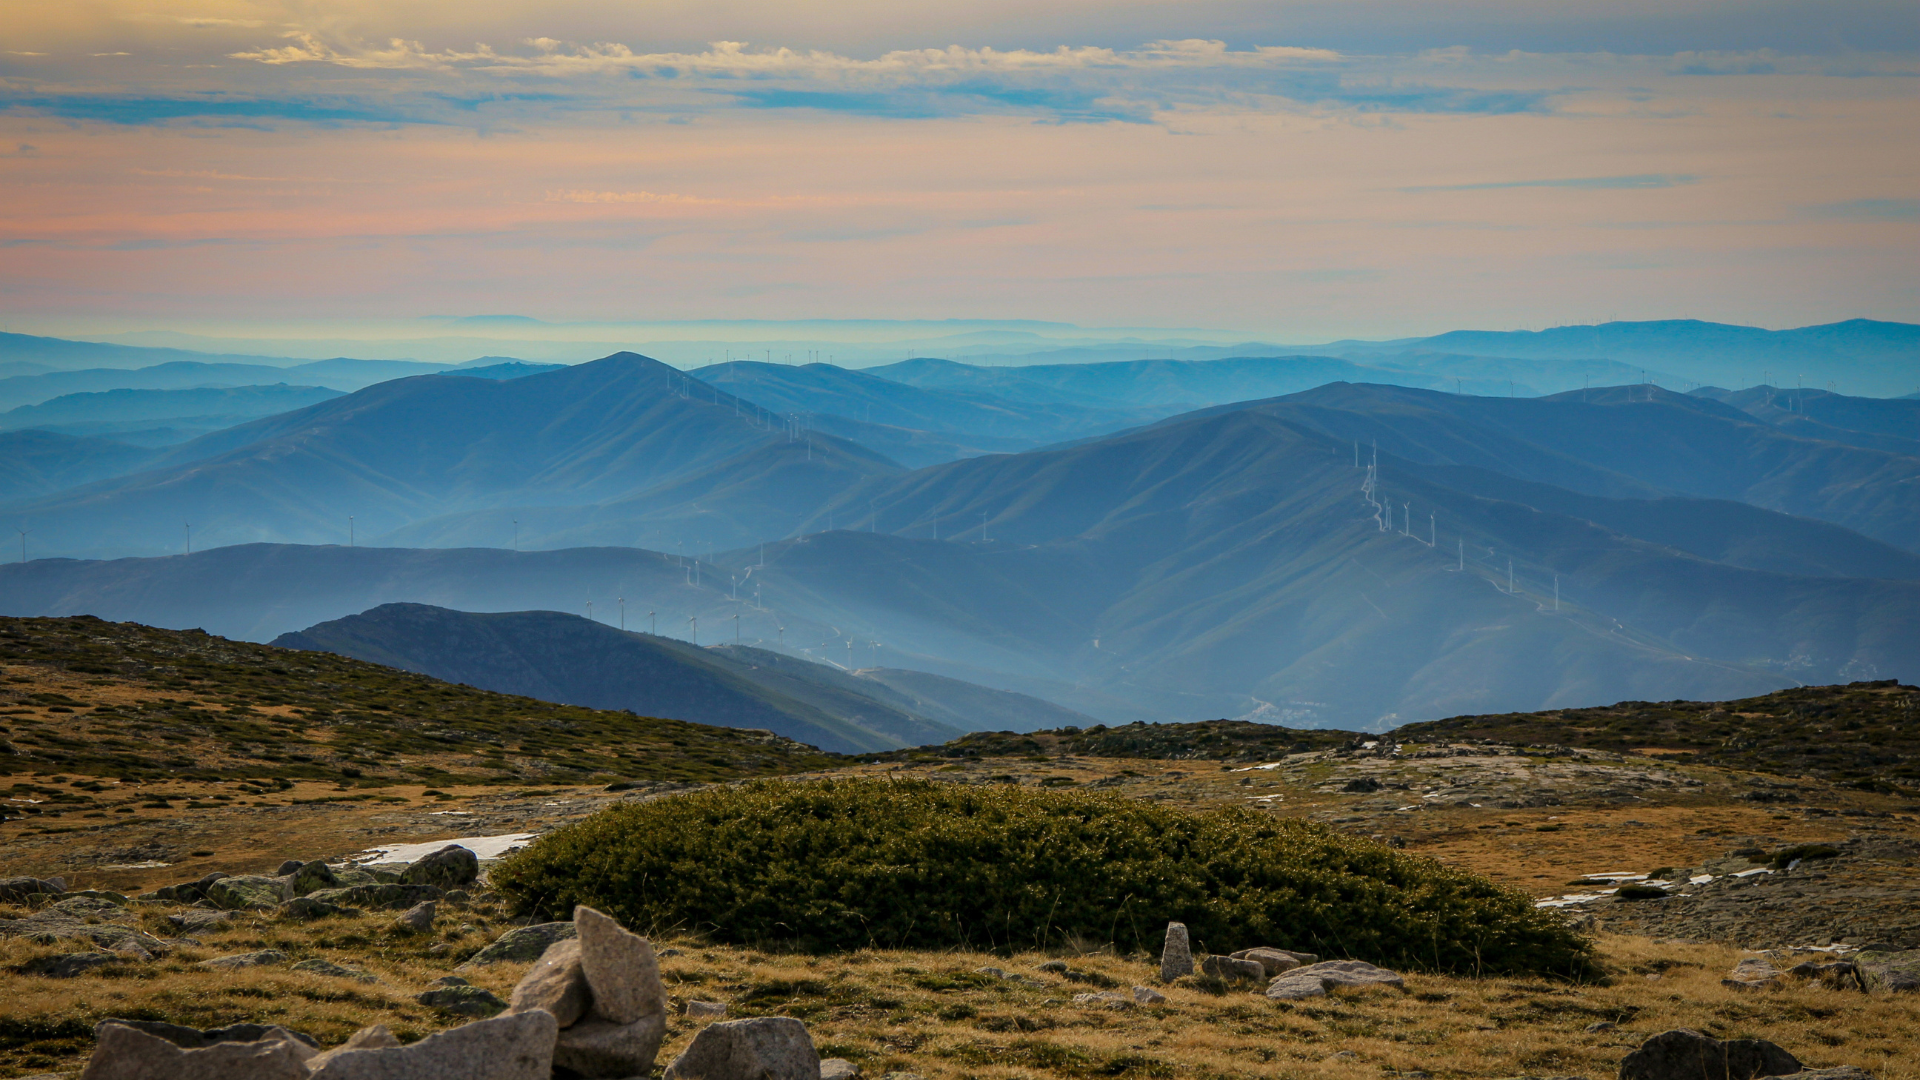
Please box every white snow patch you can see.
[353,832,538,866]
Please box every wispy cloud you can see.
[1808,198,1920,221]
[1401,174,1698,193]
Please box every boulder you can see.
[507,938,591,1027]
[554,1014,669,1078]
[290,861,339,897]
[1791,1069,1875,1080]
[26,952,121,978]
[1200,955,1266,981]
[276,860,306,876]
[1723,958,1782,992]
[196,949,287,970]
[402,845,480,891]
[574,905,666,1023]
[395,901,437,934]
[1856,949,1920,993]
[460,921,576,967]
[1159,921,1193,981]
[820,1059,861,1080]
[0,876,65,903]
[1132,986,1167,1004]
[78,1021,313,1080]
[1070,991,1133,1007]
[302,884,442,911]
[662,1016,820,1080]
[204,876,288,911]
[687,1001,728,1020]
[1265,960,1405,1000]
[1232,947,1314,975]
[306,1009,557,1080]
[1617,1029,1803,1080]
[417,985,509,1017]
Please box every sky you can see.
[1,1,1916,342]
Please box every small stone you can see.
[459,921,577,968]
[686,1001,728,1020]
[416,985,509,1017]
[401,845,481,891]
[663,1017,820,1080]
[1791,1069,1876,1080]
[1788,960,1866,991]
[1265,960,1404,1000]
[819,1059,861,1080]
[305,1009,556,1080]
[429,975,469,988]
[507,939,591,1028]
[1200,955,1266,981]
[1722,957,1782,992]
[1159,921,1193,981]
[1618,1029,1802,1080]
[1231,947,1314,974]
[573,906,665,1025]
[445,889,471,903]
[974,966,1010,979]
[395,900,437,933]
[196,949,287,970]
[1586,1021,1617,1033]
[1070,991,1132,1007]
[1036,960,1069,974]
[1132,986,1167,1004]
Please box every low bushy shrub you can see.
[491,777,1593,977]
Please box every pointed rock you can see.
[574,905,665,1024]
[78,1021,313,1080]
[1159,922,1193,981]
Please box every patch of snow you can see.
[1690,874,1715,884]
[1229,763,1285,772]
[100,860,170,870]
[1732,867,1774,878]
[353,832,538,866]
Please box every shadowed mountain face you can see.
[272,603,964,753]
[0,430,156,504]
[863,354,1464,409]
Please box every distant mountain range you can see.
[2,321,1915,731]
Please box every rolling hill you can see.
[272,603,969,753]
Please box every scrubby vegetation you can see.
[0,615,840,785]
[493,777,1594,978]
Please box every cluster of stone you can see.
[71,904,837,1080]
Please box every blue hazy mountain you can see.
[0,430,157,504]
[0,384,346,446]
[0,354,810,556]
[0,357,452,411]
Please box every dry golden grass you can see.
[3,899,1916,1080]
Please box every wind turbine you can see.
[15,528,25,564]
[618,598,625,631]
[348,516,355,547]
[184,522,191,556]
[734,613,741,643]
[586,601,593,622]
[689,616,697,645]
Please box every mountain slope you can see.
[272,603,963,753]
[0,384,345,435]
[0,353,791,556]
[0,430,156,504]
[0,357,450,410]
[863,354,1457,409]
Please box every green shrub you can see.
[492,778,1593,978]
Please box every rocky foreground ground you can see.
[3,739,1919,1078]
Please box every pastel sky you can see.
[2,0,1916,340]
